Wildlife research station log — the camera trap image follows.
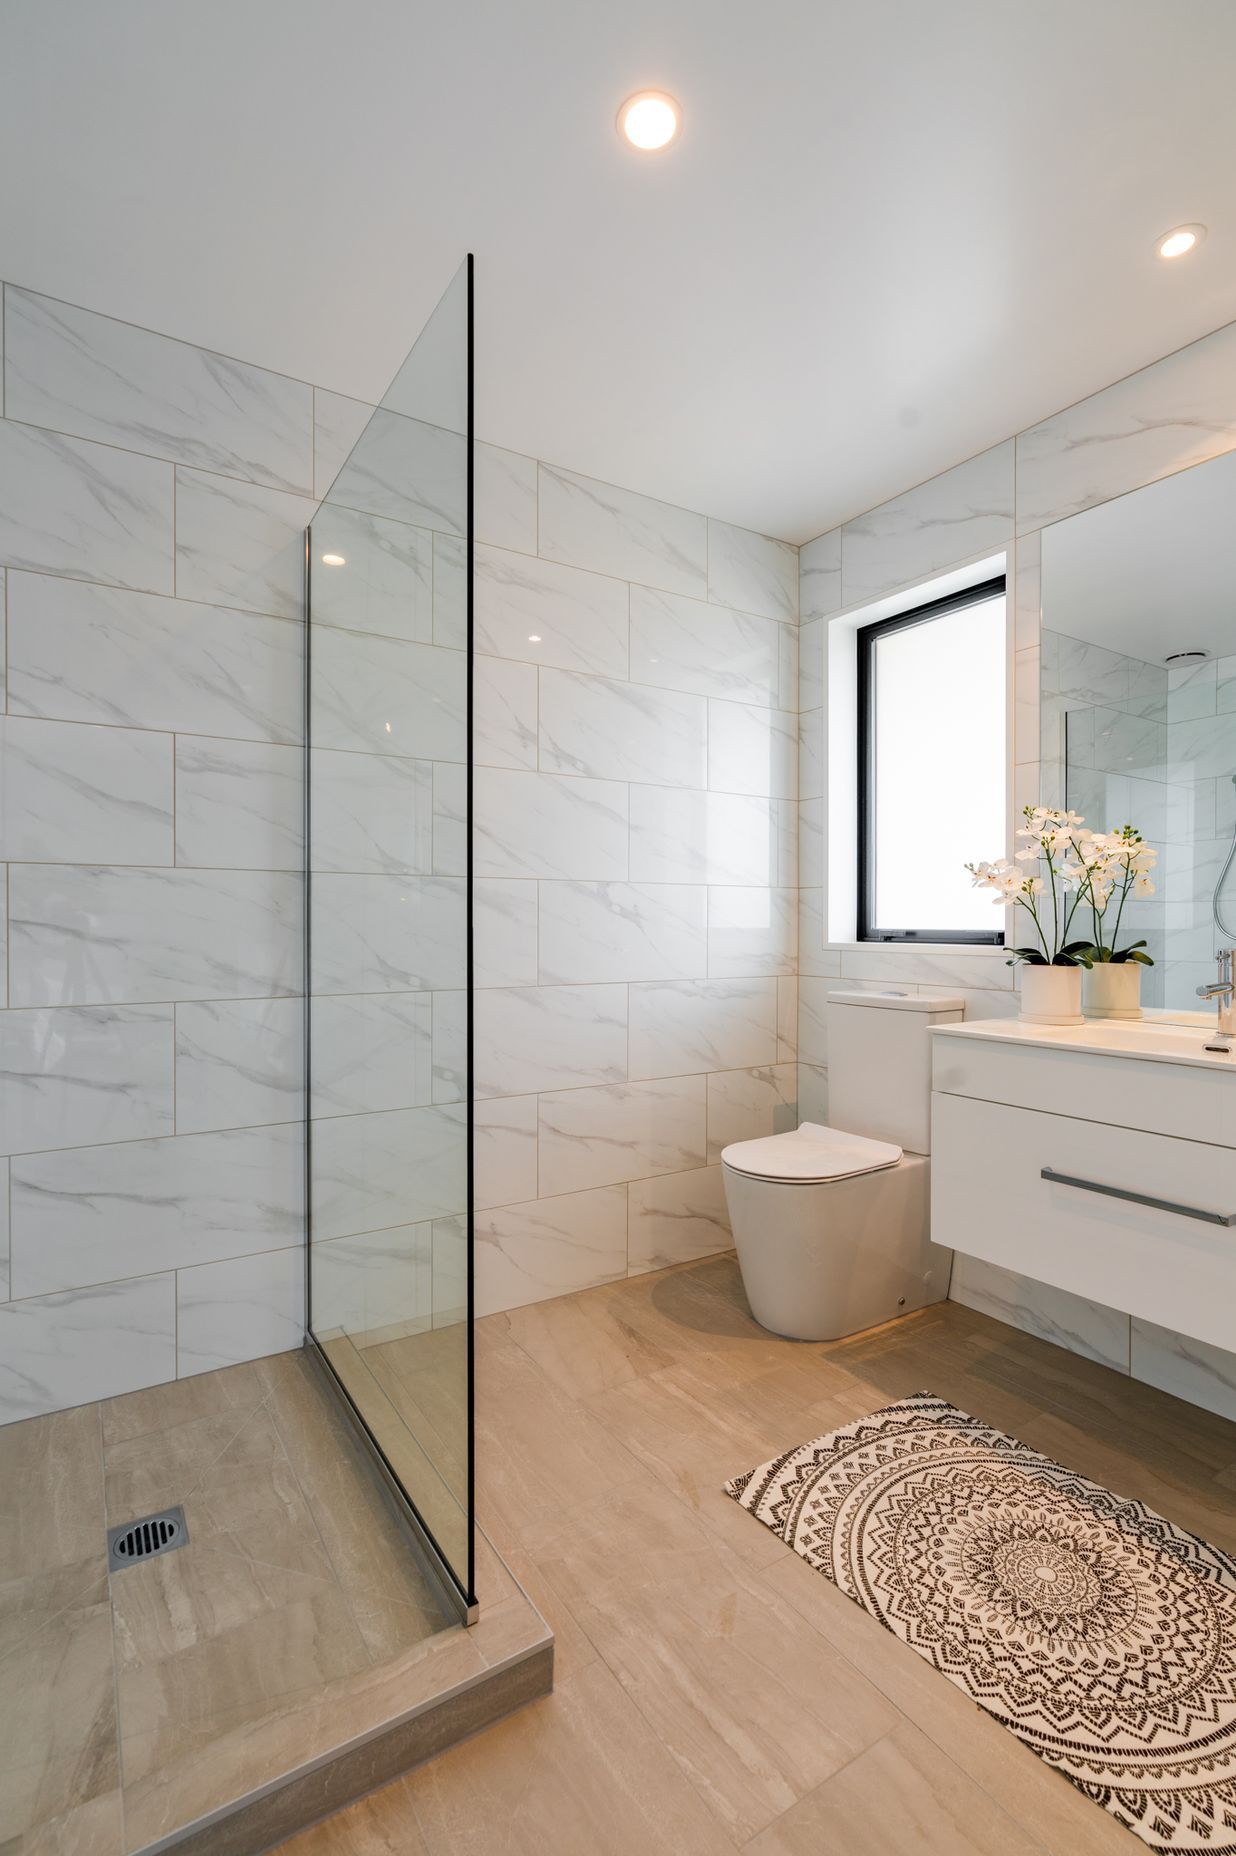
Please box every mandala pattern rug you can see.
[726,1392,1236,1853]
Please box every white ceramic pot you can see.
[1082,961,1143,1020]
[1018,963,1084,1026]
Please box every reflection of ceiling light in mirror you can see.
[321,553,346,566]
[384,722,392,732]
[1156,224,1205,260]
[528,634,542,643]
[617,91,680,151]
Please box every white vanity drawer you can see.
[932,1091,1236,1354]
[931,1034,1236,1147]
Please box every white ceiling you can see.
[2,0,1235,544]
[1041,448,1236,665]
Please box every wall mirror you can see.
[1040,446,1236,1016]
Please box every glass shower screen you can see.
[305,258,473,1610]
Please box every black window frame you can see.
[856,575,1007,945]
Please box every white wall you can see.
[799,313,1236,1416]
[0,278,800,1419]
[466,464,800,1315]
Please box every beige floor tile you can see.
[538,1475,899,1844]
[273,1780,430,1854]
[744,1720,1051,1855]
[0,1574,117,1849]
[759,1545,1139,1856]
[0,1403,104,1580]
[100,1358,269,1449]
[403,1659,739,1855]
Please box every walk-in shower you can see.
[305,257,476,1617]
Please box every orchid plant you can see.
[967,807,1157,968]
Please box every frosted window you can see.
[864,591,1006,938]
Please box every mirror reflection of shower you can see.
[1039,447,1236,1015]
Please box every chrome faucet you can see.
[1198,948,1236,1037]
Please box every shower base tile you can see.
[3,1347,552,1856]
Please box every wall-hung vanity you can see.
[932,1019,1236,1355]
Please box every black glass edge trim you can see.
[465,251,476,1608]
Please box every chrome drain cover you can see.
[107,1505,188,1572]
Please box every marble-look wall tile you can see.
[474,544,629,677]
[539,881,707,984]
[706,519,798,622]
[175,468,314,620]
[174,736,302,870]
[176,1247,304,1376]
[474,1096,538,1211]
[432,764,467,879]
[838,944,1013,992]
[538,1076,707,1197]
[311,1224,431,1342]
[797,1062,829,1124]
[705,1062,798,1160]
[629,787,776,886]
[313,388,374,499]
[1017,320,1236,531]
[0,1004,173,1157]
[630,586,783,706]
[538,462,708,596]
[0,1275,177,1424]
[539,668,707,787]
[797,976,833,1067]
[474,655,538,770]
[308,506,433,642]
[798,528,842,623]
[798,619,824,715]
[309,1103,466,1241]
[777,975,798,1062]
[473,769,629,880]
[10,1122,303,1297]
[324,406,466,534]
[431,988,467,1103]
[474,879,538,988]
[6,573,304,744]
[474,442,538,554]
[949,1255,1131,1370]
[1013,529,1041,652]
[628,978,777,1080]
[308,991,432,1118]
[0,418,173,592]
[799,794,824,889]
[707,700,797,799]
[1130,1317,1236,1424]
[309,748,433,875]
[0,1160,8,1300]
[0,715,173,864]
[627,1166,731,1274]
[841,441,1014,607]
[310,874,465,994]
[474,1185,628,1318]
[9,864,302,1006]
[798,707,824,801]
[310,625,465,761]
[474,984,627,1098]
[5,288,314,492]
[707,886,797,978]
[175,997,303,1133]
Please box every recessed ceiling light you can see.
[617,90,680,152]
[1156,224,1206,261]
[321,552,346,566]
[528,633,542,643]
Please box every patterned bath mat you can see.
[726,1392,1236,1854]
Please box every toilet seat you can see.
[720,1120,902,1184]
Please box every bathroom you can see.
[3,2,1236,1851]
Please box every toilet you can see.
[721,991,964,1341]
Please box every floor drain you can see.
[107,1505,189,1572]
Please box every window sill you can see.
[824,941,1009,957]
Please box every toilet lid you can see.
[721,1121,902,1183]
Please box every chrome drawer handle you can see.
[1041,1167,1236,1228]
